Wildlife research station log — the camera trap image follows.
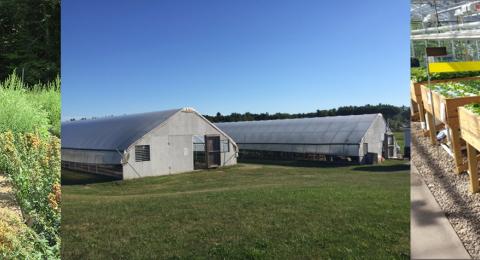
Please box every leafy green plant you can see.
[429,80,480,98]
[411,67,480,83]
[465,103,480,115]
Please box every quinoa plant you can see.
[0,73,61,258]
[0,132,61,257]
[0,209,56,259]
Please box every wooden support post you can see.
[426,112,437,144]
[417,102,426,125]
[450,126,466,174]
[467,143,479,193]
[411,99,417,117]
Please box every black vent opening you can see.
[135,145,150,162]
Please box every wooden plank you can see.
[421,85,434,114]
[459,107,480,190]
[426,112,437,144]
[459,107,480,146]
[467,143,479,193]
[417,101,426,124]
[458,107,480,138]
[411,81,420,103]
[449,124,466,174]
[445,96,480,119]
[411,99,419,115]
[432,91,443,122]
[461,129,480,153]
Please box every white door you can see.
[168,135,193,174]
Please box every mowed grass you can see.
[61,160,410,259]
[394,131,405,154]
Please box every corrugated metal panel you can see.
[61,109,181,151]
[216,114,382,145]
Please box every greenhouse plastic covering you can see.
[411,1,480,24]
[62,108,181,151]
[411,1,480,40]
[215,114,381,145]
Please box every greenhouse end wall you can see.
[122,110,237,179]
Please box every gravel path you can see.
[411,122,480,259]
[0,173,21,216]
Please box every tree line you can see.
[0,0,60,85]
[204,104,410,131]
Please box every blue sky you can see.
[62,0,409,119]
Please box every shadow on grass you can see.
[239,159,355,168]
[62,169,118,185]
[352,164,410,172]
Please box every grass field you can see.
[394,131,405,154]
[61,160,410,259]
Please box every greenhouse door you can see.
[205,135,221,168]
[168,135,193,174]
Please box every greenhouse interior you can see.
[411,1,480,259]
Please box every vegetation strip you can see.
[0,74,60,259]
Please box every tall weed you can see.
[0,74,54,137]
[27,77,61,136]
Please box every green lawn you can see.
[61,161,410,259]
[394,131,405,154]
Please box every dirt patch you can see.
[0,173,21,217]
[411,122,480,258]
[237,164,263,170]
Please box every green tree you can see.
[0,0,60,85]
[204,104,410,131]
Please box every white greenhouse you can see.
[61,108,238,179]
[216,114,396,163]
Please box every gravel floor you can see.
[411,122,480,259]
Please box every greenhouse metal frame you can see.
[411,0,480,64]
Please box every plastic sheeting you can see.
[411,1,480,24]
[62,108,181,151]
[216,114,380,145]
[215,114,384,157]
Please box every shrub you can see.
[0,132,61,256]
[0,209,56,259]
